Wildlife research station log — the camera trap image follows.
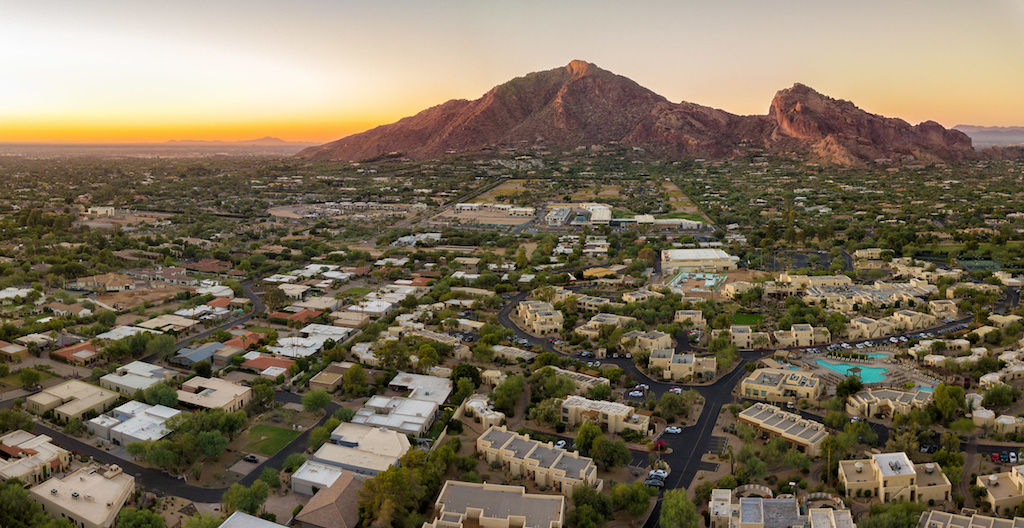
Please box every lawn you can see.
[245,424,301,456]
[0,370,54,390]
[656,212,704,222]
[341,287,373,298]
[732,312,764,325]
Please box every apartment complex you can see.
[176,377,252,411]
[561,395,651,437]
[916,510,1024,528]
[740,368,822,403]
[838,452,951,503]
[737,403,828,456]
[545,366,610,394]
[476,426,601,494]
[31,464,135,528]
[713,325,771,349]
[622,330,673,352]
[0,431,70,485]
[422,481,565,528]
[26,380,119,423]
[575,313,635,339]
[516,301,564,336]
[649,349,716,381]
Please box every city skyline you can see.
[2,0,1023,143]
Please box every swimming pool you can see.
[866,353,888,359]
[814,360,889,383]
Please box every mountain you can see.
[298,60,975,165]
[954,125,1024,147]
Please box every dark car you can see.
[644,478,665,488]
[243,455,259,463]
[1001,452,1010,463]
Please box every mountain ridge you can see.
[298,60,976,165]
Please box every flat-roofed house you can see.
[516,301,563,336]
[51,342,102,366]
[476,425,601,494]
[737,403,828,457]
[838,452,950,503]
[0,430,70,485]
[100,361,176,395]
[176,377,251,412]
[423,481,565,528]
[87,401,182,446]
[308,422,410,476]
[975,465,1024,515]
[708,490,856,528]
[929,300,958,319]
[30,464,134,528]
[621,330,673,352]
[26,380,118,423]
[0,340,29,362]
[713,325,770,349]
[740,368,822,403]
[543,366,610,394]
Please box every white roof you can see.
[662,248,734,260]
[292,460,344,489]
[873,452,915,477]
[220,511,288,528]
[96,326,160,341]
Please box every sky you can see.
[2,0,1023,143]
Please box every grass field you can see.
[0,370,54,390]
[732,312,764,325]
[341,287,373,298]
[245,424,301,456]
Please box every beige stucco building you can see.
[975,465,1024,515]
[845,388,931,419]
[648,349,716,381]
[476,426,601,494]
[740,368,821,404]
[838,452,950,503]
[516,301,564,336]
[673,310,706,329]
[575,313,635,339]
[423,481,565,528]
[561,395,651,437]
[773,324,831,348]
[26,380,119,423]
[0,431,71,485]
[31,464,134,528]
[737,403,828,457]
[621,330,673,352]
[177,376,252,411]
[713,325,770,349]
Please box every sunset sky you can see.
[2,0,1023,143]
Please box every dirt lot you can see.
[471,180,539,202]
[570,183,622,201]
[98,286,190,311]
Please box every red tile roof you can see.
[52,342,100,363]
[206,297,232,308]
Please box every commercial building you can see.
[476,426,601,494]
[740,368,822,404]
[845,388,931,419]
[0,431,71,485]
[423,481,565,528]
[26,380,119,423]
[649,349,716,381]
[177,377,252,412]
[661,249,738,273]
[737,403,828,456]
[309,422,410,476]
[100,361,176,395]
[561,395,650,437]
[975,465,1024,515]
[838,452,951,503]
[516,301,564,336]
[30,464,134,528]
[87,401,181,446]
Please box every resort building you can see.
[740,368,822,404]
[674,310,706,329]
[773,324,831,348]
[737,403,828,456]
[713,325,771,349]
[176,377,252,411]
[462,394,505,428]
[30,464,134,528]
[661,249,738,273]
[708,490,856,528]
[516,301,564,336]
[622,330,673,352]
[929,300,958,319]
[916,510,1024,528]
[838,452,951,503]
[423,481,565,528]
[476,425,601,494]
[561,395,651,437]
[649,349,716,381]
[845,388,932,419]
[544,366,610,394]
[0,431,71,485]
[975,465,1024,515]
[26,380,118,423]
[575,313,635,339]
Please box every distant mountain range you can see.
[298,60,985,165]
[166,136,309,146]
[953,125,1024,147]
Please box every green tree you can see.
[117,508,166,528]
[193,361,212,378]
[183,514,223,528]
[342,364,368,396]
[18,368,41,388]
[196,431,228,458]
[983,383,1019,409]
[586,383,612,400]
[610,481,652,516]
[223,480,269,515]
[491,375,525,415]
[145,334,177,359]
[144,382,178,407]
[282,453,306,473]
[334,407,356,422]
[97,310,117,327]
[573,422,602,456]
[302,389,332,412]
[590,435,631,469]
[835,377,864,399]
[0,409,33,433]
[258,467,281,488]
[308,418,341,450]
[660,488,699,528]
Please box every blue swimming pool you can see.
[918,385,934,392]
[866,353,888,359]
[814,360,889,383]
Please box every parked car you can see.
[554,440,567,449]
[1001,452,1010,463]
[243,455,259,463]
[1010,452,1018,464]
[643,478,665,488]
[668,387,682,394]
[625,353,632,359]
[992,453,1001,463]
[649,469,669,479]
[664,426,682,434]
[628,390,645,398]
